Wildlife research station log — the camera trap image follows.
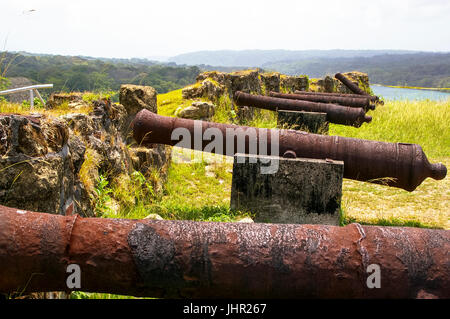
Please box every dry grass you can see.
[341,157,449,229]
[0,100,93,117]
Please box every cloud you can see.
[1,0,449,57]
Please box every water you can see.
[370,85,450,101]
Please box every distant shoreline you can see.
[372,84,450,93]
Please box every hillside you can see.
[264,52,450,88]
[168,50,450,88]
[0,52,201,94]
[168,49,417,67]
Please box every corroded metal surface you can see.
[132,110,447,191]
[269,91,376,111]
[335,73,370,96]
[0,205,448,298]
[234,91,372,127]
[294,90,382,104]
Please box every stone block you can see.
[277,110,329,134]
[230,154,343,225]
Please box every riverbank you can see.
[373,84,450,92]
[371,84,450,101]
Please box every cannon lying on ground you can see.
[132,110,446,192]
[269,91,376,111]
[335,72,382,103]
[294,90,382,104]
[234,91,371,127]
[0,205,448,298]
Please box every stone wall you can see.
[0,85,171,217]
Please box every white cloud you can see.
[1,0,449,58]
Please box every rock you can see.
[178,101,216,120]
[228,70,261,96]
[119,84,157,140]
[129,144,172,192]
[0,114,74,215]
[67,135,86,175]
[119,84,157,115]
[46,92,84,109]
[280,75,309,93]
[186,70,261,101]
[68,101,90,110]
[182,79,225,101]
[144,213,164,220]
[230,154,344,225]
[260,72,280,94]
[309,75,335,93]
[237,217,254,223]
[335,71,371,94]
[0,94,172,218]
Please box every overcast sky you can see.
[1,0,450,59]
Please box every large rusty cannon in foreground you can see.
[234,91,372,127]
[132,110,446,191]
[0,205,448,298]
[269,91,376,111]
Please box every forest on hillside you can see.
[263,53,450,88]
[1,51,449,94]
[0,52,200,94]
[170,50,450,88]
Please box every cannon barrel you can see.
[294,90,382,104]
[269,91,376,111]
[234,91,372,127]
[0,205,448,299]
[132,110,446,191]
[335,72,373,97]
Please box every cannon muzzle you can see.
[132,110,446,191]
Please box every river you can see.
[370,85,450,101]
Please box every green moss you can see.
[157,89,192,116]
[230,69,258,76]
[204,77,221,87]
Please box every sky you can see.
[1,0,450,59]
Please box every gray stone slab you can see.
[277,110,329,134]
[230,154,343,225]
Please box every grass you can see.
[329,99,450,158]
[157,88,201,117]
[96,150,251,222]
[333,98,450,229]
[155,93,449,230]
[0,99,93,116]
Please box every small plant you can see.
[94,174,115,216]
[21,97,45,109]
[82,91,118,104]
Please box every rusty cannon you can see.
[0,205,449,299]
[269,91,376,111]
[234,91,372,127]
[294,90,382,104]
[335,73,381,103]
[132,110,446,192]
